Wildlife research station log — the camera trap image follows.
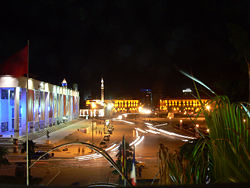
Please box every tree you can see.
[0,146,10,167]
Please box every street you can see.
[5,115,204,186]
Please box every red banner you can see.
[27,90,34,121]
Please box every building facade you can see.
[160,98,208,112]
[110,99,139,113]
[80,99,140,117]
[0,76,79,138]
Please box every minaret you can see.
[101,78,104,103]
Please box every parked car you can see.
[103,135,110,141]
[31,151,54,160]
[108,129,113,134]
[99,141,107,148]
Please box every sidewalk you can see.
[19,119,81,142]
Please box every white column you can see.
[20,89,27,135]
[45,92,49,128]
[14,87,20,138]
[8,90,11,133]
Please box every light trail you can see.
[153,123,168,127]
[111,145,120,152]
[146,124,196,140]
[157,128,195,139]
[118,120,135,124]
[129,136,141,146]
[75,144,117,160]
[134,136,144,146]
[135,128,147,133]
[146,129,159,134]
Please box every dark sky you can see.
[0,0,249,104]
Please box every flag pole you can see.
[123,136,126,187]
[26,40,30,186]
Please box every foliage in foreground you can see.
[159,72,250,184]
[0,146,10,166]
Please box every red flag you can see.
[130,147,136,186]
[0,45,28,77]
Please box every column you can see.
[14,87,20,138]
[44,92,49,128]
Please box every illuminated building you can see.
[0,75,79,138]
[160,98,208,112]
[79,78,140,117]
[80,99,139,117]
[140,89,152,109]
[106,99,139,113]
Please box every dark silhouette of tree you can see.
[0,146,10,167]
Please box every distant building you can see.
[0,75,79,138]
[160,98,208,112]
[80,99,140,117]
[140,89,152,109]
[79,78,140,117]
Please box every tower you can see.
[101,78,104,103]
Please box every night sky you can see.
[0,0,249,106]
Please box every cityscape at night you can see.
[0,0,249,187]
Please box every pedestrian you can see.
[46,130,50,139]
[138,166,142,177]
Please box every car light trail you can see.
[129,136,141,146]
[146,123,195,140]
[105,144,117,151]
[157,129,195,139]
[76,144,117,160]
[146,129,159,134]
[134,136,144,146]
[153,123,168,127]
[135,128,147,133]
[111,145,120,152]
[145,122,153,126]
[119,120,135,124]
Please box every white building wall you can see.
[0,75,80,138]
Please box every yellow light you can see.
[196,124,199,128]
[107,103,114,110]
[243,119,246,123]
[206,105,211,111]
[206,128,210,133]
[91,103,96,109]
[180,120,183,123]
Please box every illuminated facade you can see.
[107,99,139,113]
[160,98,208,112]
[80,99,140,117]
[0,75,79,138]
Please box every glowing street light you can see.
[205,105,211,111]
[107,103,114,110]
[91,102,96,109]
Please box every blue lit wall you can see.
[0,88,15,136]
